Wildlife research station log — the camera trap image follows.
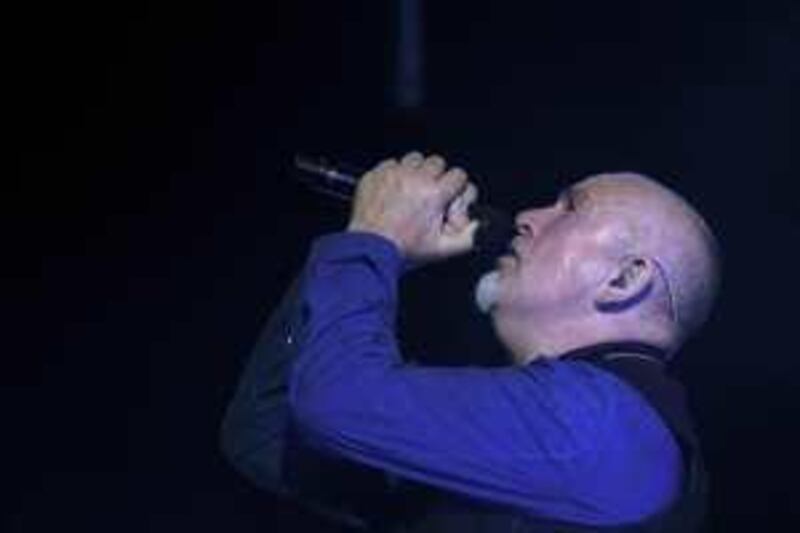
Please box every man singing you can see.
[220,152,720,531]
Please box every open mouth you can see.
[498,238,524,268]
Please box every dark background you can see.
[8,0,799,530]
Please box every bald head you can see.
[577,172,721,347]
[484,171,721,363]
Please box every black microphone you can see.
[292,154,515,255]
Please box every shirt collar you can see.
[548,341,669,366]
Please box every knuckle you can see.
[424,155,445,168]
[373,159,398,176]
[450,166,467,180]
[447,168,468,188]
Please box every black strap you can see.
[559,341,670,364]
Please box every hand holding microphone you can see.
[293,153,515,259]
[348,152,480,264]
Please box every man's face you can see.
[479,172,718,361]
[490,177,624,324]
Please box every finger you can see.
[373,158,398,173]
[447,182,478,220]
[419,154,446,179]
[445,182,478,231]
[401,151,424,167]
[460,182,479,208]
[362,158,398,184]
[439,218,481,257]
[437,166,469,206]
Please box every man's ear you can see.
[595,256,656,312]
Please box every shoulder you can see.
[543,360,683,524]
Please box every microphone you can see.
[292,154,515,255]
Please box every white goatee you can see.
[474,270,501,314]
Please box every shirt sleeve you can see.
[219,273,392,529]
[220,275,304,494]
[289,231,682,526]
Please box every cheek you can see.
[560,242,610,297]
[565,250,599,284]
[537,238,605,300]
[502,231,605,307]
[512,251,567,304]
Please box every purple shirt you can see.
[288,232,681,526]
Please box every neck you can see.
[497,316,672,365]
[495,313,604,364]
[514,340,668,366]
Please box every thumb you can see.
[445,182,479,227]
[437,218,481,257]
[438,182,480,255]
